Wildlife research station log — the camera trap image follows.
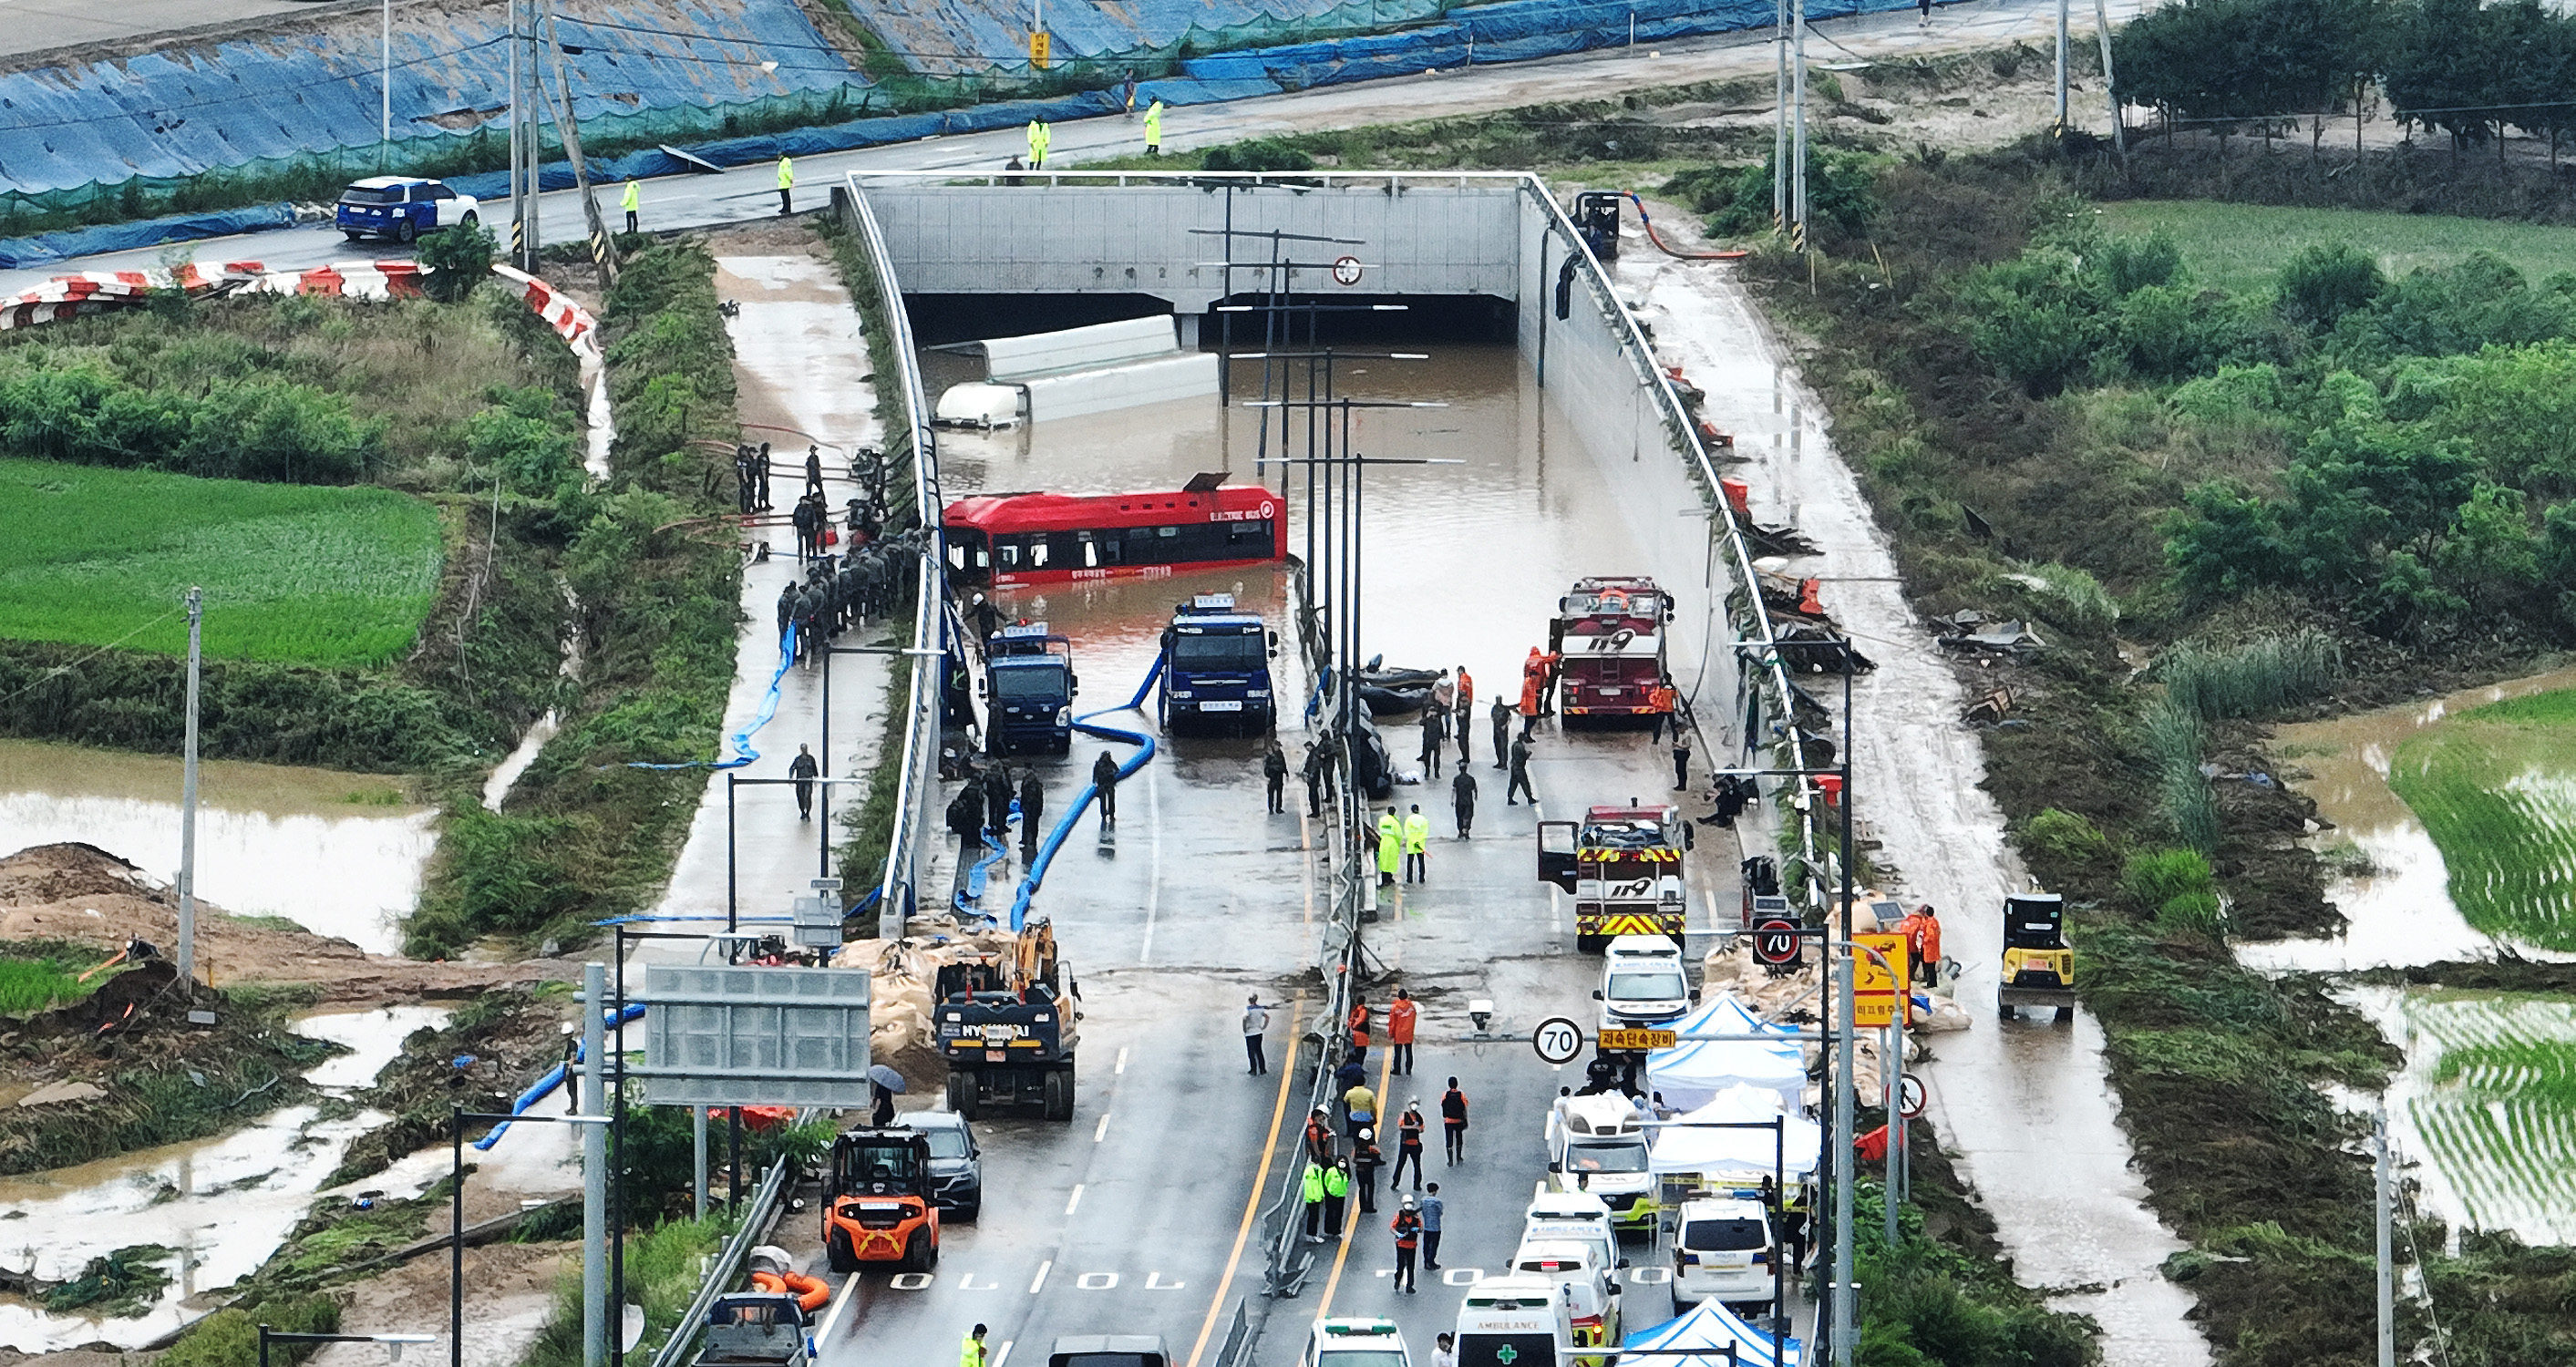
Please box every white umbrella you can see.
[869,1064,906,1094]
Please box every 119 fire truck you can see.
[1550,577,1674,724]
[1538,804,1691,951]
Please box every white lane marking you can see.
[1443,1268,1486,1285]
[994,1342,1014,1367]
[1077,1272,1119,1290]
[1147,1271,1187,1290]
[1115,1046,1129,1074]
[1630,1266,1673,1283]
[959,1271,1000,1290]
[1030,1259,1052,1294]
[890,1272,934,1290]
[1066,1184,1086,1215]
[1094,1112,1112,1142]
[813,1264,862,1341]
[1140,764,1163,963]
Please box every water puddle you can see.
[2242,666,2576,972]
[2342,984,2576,1247]
[0,1003,451,1351]
[0,739,435,956]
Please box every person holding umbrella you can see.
[869,1064,906,1125]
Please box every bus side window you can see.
[995,540,1021,569]
[1078,531,1097,569]
[1030,538,1050,568]
[1228,518,1270,544]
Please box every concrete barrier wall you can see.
[860,178,1521,313]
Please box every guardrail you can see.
[833,178,946,934]
[644,1154,795,1367]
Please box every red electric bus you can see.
[943,474,1285,589]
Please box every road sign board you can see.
[1531,1016,1584,1065]
[1851,931,1911,1028]
[1752,917,1802,966]
[1898,1072,1929,1119]
[1597,1028,1677,1052]
[636,964,872,1106]
[1332,254,1365,286]
[1031,30,1051,68]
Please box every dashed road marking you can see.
[1066,1184,1086,1215]
[994,1342,1013,1367]
[1030,1259,1052,1294]
[1095,1112,1112,1142]
[1115,1046,1129,1074]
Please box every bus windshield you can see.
[1172,632,1265,672]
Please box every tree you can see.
[2388,0,2506,153]
[417,220,497,303]
[2275,242,2387,331]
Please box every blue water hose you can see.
[1005,655,1165,930]
[956,820,1012,910]
[474,1002,648,1149]
[624,622,798,770]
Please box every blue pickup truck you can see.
[983,623,1077,755]
[1159,594,1277,735]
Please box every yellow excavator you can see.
[1996,891,2076,1023]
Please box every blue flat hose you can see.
[624,623,797,770]
[956,820,1012,910]
[474,1002,648,1149]
[1005,655,1165,930]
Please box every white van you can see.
[1511,1237,1621,1349]
[1595,935,1694,1030]
[1672,1197,1777,1311]
[1455,1272,1573,1367]
[1544,1095,1656,1233]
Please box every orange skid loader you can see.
[822,1129,939,1272]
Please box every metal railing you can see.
[834,177,946,934]
[644,1154,795,1367]
[843,169,1534,190]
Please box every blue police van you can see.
[983,623,1077,755]
[336,176,481,243]
[1159,594,1277,735]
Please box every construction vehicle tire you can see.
[2054,1004,2075,1023]
[948,1070,978,1120]
[1043,1069,1075,1122]
[827,1228,857,1274]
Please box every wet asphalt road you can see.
[805,347,1788,1367]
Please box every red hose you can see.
[1625,192,1748,262]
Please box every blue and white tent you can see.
[1642,994,1805,1113]
[1622,1297,1803,1367]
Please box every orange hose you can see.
[749,1269,833,1312]
[1623,192,1748,262]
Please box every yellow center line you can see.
[1185,996,1306,1367]
[1311,1033,1398,1320]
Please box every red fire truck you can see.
[1539,803,1690,952]
[1550,577,1674,724]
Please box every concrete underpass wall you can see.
[862,179,1520,316]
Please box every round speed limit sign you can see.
[1531,1016,1584,1066]
[1331,254,1365,286]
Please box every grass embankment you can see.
[406,242,745,957]
[2388,688,2576,951]
[2095,201,2576,297]
[0,286,576,773]
[0,458,441,666]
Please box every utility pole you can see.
[1773,0,1788,231]
[507,0,521,263]
[582,961,607,1367]
[1830,942,1856,1362]
[2054,0,2070,136]
[381,0,392,157]
[2094,0,2127,159]
[2375,1110,2396,1367]
[1790,0,1808,249]
[177,586,202,985]
[539,0,618,283]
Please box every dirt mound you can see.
[0,842,571,1004]
[833,920,1030,1094]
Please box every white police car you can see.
[335,176,479,243]
[1305,1318,1409,1367]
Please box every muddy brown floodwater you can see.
[2244,665,2576,973]
[0,739,433,957]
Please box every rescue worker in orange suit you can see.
[1393,1099,1427,1189]
[1903,903,1943,986]
[1391,1197,1424,1292]
[1455,667,1476,765]
[1387,988,1418,1076]
[1520,648,1546,725]
[1303,1105,1335,1165]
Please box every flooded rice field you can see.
[2244,666,2576,973]
[2344,986,2576,1247]
[0,739,434,957]
[0,1005,456,1350]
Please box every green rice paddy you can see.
[2399,991,2576,1244]
[2387,688,2576,951]
[0,458,442,668]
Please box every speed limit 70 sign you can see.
[1752,917,1804,966]
[1531,1016,1584,1065]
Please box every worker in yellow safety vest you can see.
[621,180,640,233]
[1027,119,1052,170]
[776,156,794,215]
[1376,809,1401,889]
[1403,805,1430,884]
[1144,98,1164,156]
[961,1324,988,1367]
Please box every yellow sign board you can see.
[1851,932,1911,1028]
[1031,30,1051,68]
[1597,1028,1677,1052]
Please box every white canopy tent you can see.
[1621,1296,1803,1367]
[1643,994,1805,1114]
[1648,1084,1821,1178]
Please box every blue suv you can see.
[335,176,480,244]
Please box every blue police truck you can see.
[983,623,1077,755]
[1159,594,1277,735]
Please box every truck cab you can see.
[1159,593,1277,735]
[1595,935,1693,1032]
[983,622,1077,755]
[1551,577,1674,724]
[933,920,1080,1121]
[822,1129,938,1272]
[1540,804,1689,951]
[1545,1095,1657,1234]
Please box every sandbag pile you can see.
[833,919,1025,1091]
